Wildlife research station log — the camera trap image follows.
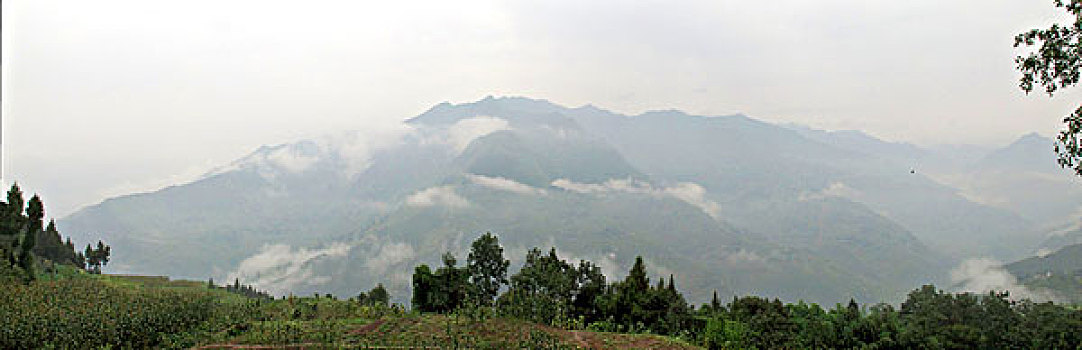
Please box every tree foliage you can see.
[0,184,92,280]
[466,232,508,306]
[411,252,470,313]
[1016,0,1082,175]
[84,241,112,274]
[357,283,390,307]
[408,232,1082,348]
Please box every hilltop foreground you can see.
[3,266,1081,349]
[0,269,697,349]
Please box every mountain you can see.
[916,133,1082,235]
[563,106,1031,260]
[1006,243,1082,303]
[1037,218,1082,253]
[976,133,1063,173]
[60,96,1054,304]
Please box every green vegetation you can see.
[407,233,1082,349]
[1008,243,1082,303]
[0,266,219,348]
[1015,0,1082,176]
[2,228,1081,348]
[4,189,1081,348]
[0,183,104,282]
[0,268,695,349]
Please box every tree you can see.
[5,183,24,222]
[16,195,44,274]
[96,240,111,269]
[85,244,96,273]
[83,241,111,274]
[75,251,86,270]
[410,253,470,313]
[25,195,44,234]
[466,232,509,306]
[367,283,390,307]
[625,256,649,293]
[435,252,470,311]
[572,259,607,322]
[1,184,25,268]
[64,237,79,265]
[1015,0,1082,176]
[412,264,435,311]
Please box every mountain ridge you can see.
[58,96,1072,304]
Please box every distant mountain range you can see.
[58,97,1082,305]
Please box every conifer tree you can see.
[85,244,99,273]
[16,195,43,275]
[626,256,649,293]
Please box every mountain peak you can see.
[976,132,1059,172]
[407,96,569,126]
[1013,132,1050,146]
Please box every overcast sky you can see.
[3,0,1079,217]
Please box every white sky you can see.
[2,0,1079,217]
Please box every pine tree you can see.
[98,241,110,269]
[626,256,649,293]
[0,184,25,268]
[25,195,44,234]
[75,251,86,270]
[85,244,98,273]
[64,237,78,265]
[5,184,24,221]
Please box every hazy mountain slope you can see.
[60,96,1032,305]
[784,125,930,165]
[1037,218,1082,253]
[311,181,924,305]
[558,103,1032,260]
[1006,243,1082,303]
[924,133,1082,227]
[60,130,462,279]
[395,98,948,301]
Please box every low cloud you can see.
[266,147,319,173]
[445,116,511,153]
[218,122,415,179]
[724,248,766,265]
[204,116,507,182]
[551,178,722,219]
[798,181,862,201]
[320,123,415,177]
[663,183,723,220]
[949,258,1057,301]
[406,185,469,208]
[466,173,547,196]
[365,242,417,275]
[227,243,351,296]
